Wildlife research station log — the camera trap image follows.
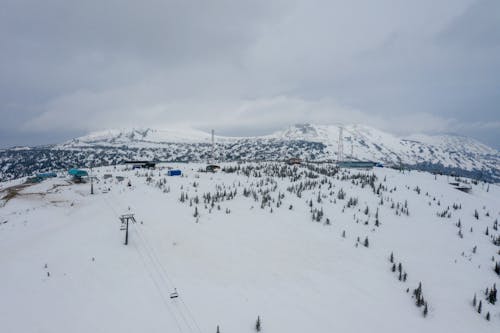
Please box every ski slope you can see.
[0,163,499,332]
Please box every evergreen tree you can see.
[478,300,482,314]
[488,284,497,305]
[414,282,422,300]
[255,316,261,332]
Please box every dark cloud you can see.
[0,0,498,148]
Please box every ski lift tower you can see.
[120,214,136,245]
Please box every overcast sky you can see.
[1,0,499,148]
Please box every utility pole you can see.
[211,129,215,164]
[120,214,136,245]
[90,166,94,195]
[338,126,344,162]
[351,137,354,159]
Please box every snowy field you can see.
[0,162,499,333]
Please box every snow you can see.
[73,128,214,144]
[67,127,248,147]
[0,163,499,332]
[54,124,499,178]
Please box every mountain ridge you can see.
[0,123,498,182]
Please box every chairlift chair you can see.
[170,288,179,299]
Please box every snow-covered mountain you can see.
[61,124,499,168]
[1,162,499,332]
[0,124,498,182]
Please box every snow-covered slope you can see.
[0,124,498,182]
[269,123,498,169]
[0,163,499,332]
[71,128,216,145]
[62,124,500,180]
[62,124,499,169]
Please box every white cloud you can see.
[3,0,499,148]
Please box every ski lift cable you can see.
[106,186,203,333]
[108,193,202,333]
[134,225,177,287]
[134,231,197,333]
[132,228,199,333]
[133,227,203,333]
[133,233,187,333]
[101,196,186,333]
[178,298,204,333]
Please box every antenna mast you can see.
[338,126,344,162]
[351,138,354,159]
[211,129,215,163]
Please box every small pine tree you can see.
[255,316,261,332]
[414,282,422,300]
[390,252,394,263]
[488,284,497,305]
[473,293,477,307]
[423,302,428,317]
[364,237,369,248]
[478,300,482,314]
[486,312,490,321]
[216,325,220,333]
